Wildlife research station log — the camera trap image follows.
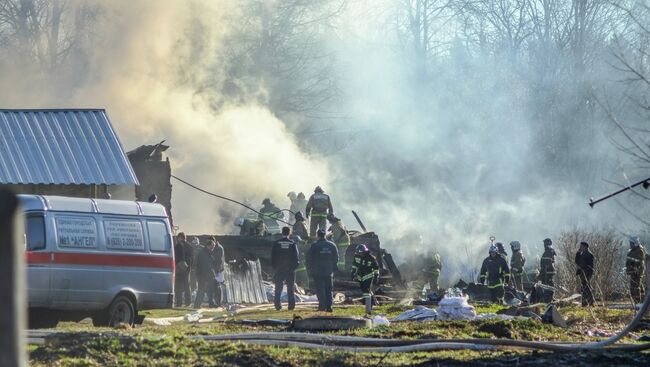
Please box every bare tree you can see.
[556,227,626,301]
[0,0,98,72]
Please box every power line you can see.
[170,174,293,225]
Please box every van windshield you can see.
[26,215,46,251]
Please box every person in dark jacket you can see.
[626,236,646,304]
[351,244,379,315]
[306,228,338,312]
[539,238,556,286]
[193,240,217,308]
[575,241,595,307]
[271,227,299,310]
[479,245,510,303]
[174,232,193,307]
[210,240,226,307]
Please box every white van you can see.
[21,195,174,328]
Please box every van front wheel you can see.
[93,295,136,327]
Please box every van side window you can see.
[104,219,144,251]
[26,215,46,251]
[147,221,169,252]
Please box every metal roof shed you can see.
[0,109,138,199]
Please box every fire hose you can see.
[195,292,650,353]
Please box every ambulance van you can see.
[21,195,174,328]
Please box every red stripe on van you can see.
[26,251,173,269]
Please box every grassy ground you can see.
[29,302,650,366]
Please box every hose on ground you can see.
[196,291,650,353]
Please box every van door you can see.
[25,213,51,308]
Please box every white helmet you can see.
[234,217,245,227]
[629,235,641,246]
[190,237,200,246]
[510,241,521,251]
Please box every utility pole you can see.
[0,190,26,367]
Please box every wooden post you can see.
[0,190,26,367]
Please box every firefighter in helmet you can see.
[305,186,333,239]
[479,245,510,303]
[351,244,380,315]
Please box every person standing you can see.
[292,212,310,288]
[422,251,442,291]
[306,228,339,312]
[539,238,556,287]
[211,239,226,307]
[259,198,284,233]
[327,214,350,270]
[479,245,510,303]
[306,186,333,239]
[495,242,508,262]
[271,227,299,310]
[575,241,595,307]
[351,244,379,315]
[295,192,308,217]
[510,241,526,291]
[193,240,217,308]
[188,236,201,294]
[174,233,193,307]
[626,236,646,304]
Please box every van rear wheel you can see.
[92,295,136,327]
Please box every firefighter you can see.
[495,242,508,261]
[271,227,299,310]
[626,236,646,304]
[235,217,266,236]
[292,212,310,288]
[479,245,510,303]
[306,186,333,239]
[306,228,339,312]
[422,251,442,291]
[295,192,308,216]
[328,214,350,270]
[259,198,284,233]
[351,244,379,315]
[575,241,595,307]
[174,232,193,307]
[539,238,556,287]
[509,241,525,291]
[193,240,217,308]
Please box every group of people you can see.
[478,236,647,306]
[173,233,226,309]
[271,225,378,313]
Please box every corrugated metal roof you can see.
[0,109,139,185]
[223,260,269,304]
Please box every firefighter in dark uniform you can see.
[306,228,339,312]
[479,245,510,303]
[626,236,646,304]
[271,227,299,310]
[539,238,556,286]
[259,198,284,233]
[305,186,334,239]
[509,241,526,291]
[351,244,379,315]
[575,241,595,307]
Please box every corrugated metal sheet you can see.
[223,260,268,304]
[0,109,139,185]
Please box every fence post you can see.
[0,190,25,367]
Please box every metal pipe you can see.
[589,177,650,207]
